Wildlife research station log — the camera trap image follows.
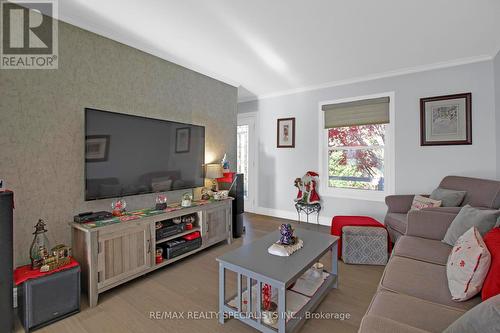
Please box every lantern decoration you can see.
[30,219,50,270]
[155,194,168,210]
[111,198,127,216]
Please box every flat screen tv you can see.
[84,108,205,201]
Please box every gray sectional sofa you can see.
[384,176,500,242]
[360,176,500,332]
[360,209,481,332]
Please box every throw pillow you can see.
[482,228,500,301]
[430,188,467,207]
[442,205,500,246]
[446,227,491,301]
[410,195,441,211]
[443,294,500,333]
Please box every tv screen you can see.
[84,108,205,201]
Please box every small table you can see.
[295,202,321,224]
[217,229,339,333]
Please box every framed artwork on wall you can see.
[85,135,110,162]
[420,93,472,146]
[175,127,191,153]
[277,117,296,148]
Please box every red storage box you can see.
[183,231,201,241]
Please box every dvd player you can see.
[74,211,113,223]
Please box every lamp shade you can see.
[205,163,223,179]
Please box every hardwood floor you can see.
[15,213,384,333]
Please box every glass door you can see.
[237,113,256,212]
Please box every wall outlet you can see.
[13,287,17,308]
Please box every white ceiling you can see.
[59,0,500,102]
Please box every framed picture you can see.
[85,135,110,162]
[420,93,472,146]
[175,127,191,153]
[277,117,296,148]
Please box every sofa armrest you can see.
[385,195,415,213]
[405,210,458,240]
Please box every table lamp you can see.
[205,163,223,191]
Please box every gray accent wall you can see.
[239,60,496,223]
[0,20,237,266]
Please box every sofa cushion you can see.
[393,236,452,266]
[444,294,500,333]
[442,205,500,246]
[385,213,407,234]
[482,228,500,301]
[438,176,500,209]
[430,188,467,207]
[359,315,430,333]
[447,227,491,301]
[380,256,481,310]
[410,195,442,211]
[367,290,465,333]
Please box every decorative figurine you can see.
[181,193,193,207]
[30,219,50,270]
[201,187,211,201]
[155,247,163,264]
[279,223,295,245]
[294,171,321,204]
[221,153,230,172]
[111,198,127,216]
[155,194,168,210]
[261,284,278,325]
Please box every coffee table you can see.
[217,228,339,333]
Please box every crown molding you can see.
[238,54,493,103]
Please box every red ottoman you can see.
[331,216,392,260]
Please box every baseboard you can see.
[254,206,332,226]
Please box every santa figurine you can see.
[294,171,321,204]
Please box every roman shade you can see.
[322,97,390,128]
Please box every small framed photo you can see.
[420,93,472,146]
[175,127,191,153]
[85,135,110,162]
[277,117,295,148]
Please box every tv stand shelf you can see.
[156,227,201,245]
[70,199,232,307]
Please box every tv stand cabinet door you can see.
[96,224,152,290]
[203,205,231,246]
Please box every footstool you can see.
[342,226,388,265]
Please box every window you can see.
[319,93,393,200]
[328,124,385,191]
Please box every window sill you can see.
[320,188,387,202]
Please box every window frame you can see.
[318,92,395,202]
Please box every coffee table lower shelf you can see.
[221,272,337,333]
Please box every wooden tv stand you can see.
[70,199,232,307]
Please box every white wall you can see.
[495,51,500,179]
[238,60,497,224]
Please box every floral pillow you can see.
[447,227,491,301]
[410,195,442,211]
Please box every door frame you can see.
[237,112,258,213]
